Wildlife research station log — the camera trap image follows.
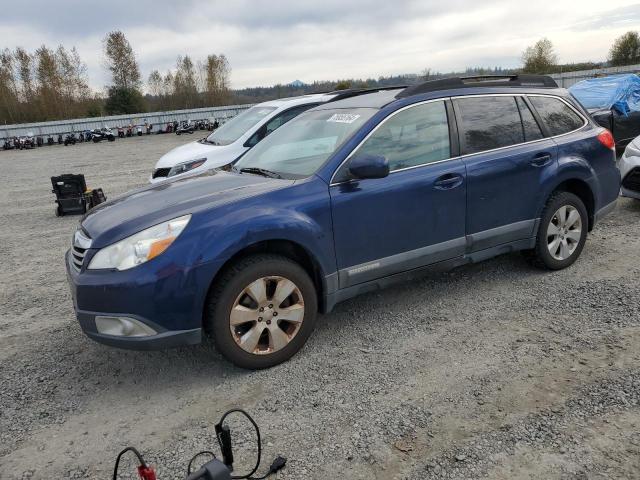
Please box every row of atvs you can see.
[2,119,221,150]
[3,128,117,150]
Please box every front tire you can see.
[205,254,318,369]
[525,191,588,270]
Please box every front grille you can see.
[71,229,92,271]
[71,246,86,271]
[152,167,170,179]
[622,167,640,193]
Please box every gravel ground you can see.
[1,134,639,480]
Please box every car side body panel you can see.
[192,176,337,280]
[67,82,623,350]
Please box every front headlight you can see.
[167,158,207,178]
[88,215,191,271]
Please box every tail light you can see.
[596,129,615,150]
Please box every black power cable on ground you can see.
[214,408,286,480]
[112,409,287,480]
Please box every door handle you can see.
[434,173,463,190]
[530,153,552,167]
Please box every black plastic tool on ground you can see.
[51,173,106,216]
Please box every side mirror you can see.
[348,154,389,179]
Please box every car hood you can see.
[155,140,239,169]
[82,170,292,248]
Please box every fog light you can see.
[95,316,157,337]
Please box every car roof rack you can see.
[326,85,408,102]
[396,75,558,98]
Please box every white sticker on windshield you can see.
[327,113,361,124]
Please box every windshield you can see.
[234,108,376,179]
[206,106,277,145]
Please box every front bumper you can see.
[76,311,201,350]
[66,248,215,350]
[619,150,640,199]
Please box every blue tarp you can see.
[569,74,640,115]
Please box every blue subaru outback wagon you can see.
[67,75,620,369]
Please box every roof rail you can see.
[396,75,558,98]
[327,85,408,102]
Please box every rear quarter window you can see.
[528,96,585,136]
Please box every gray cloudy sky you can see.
[4,0,640,91]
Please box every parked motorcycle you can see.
[91,127,116,143]
[117,127,125,138]
[3,138,14,150]
[126,125,133,137]
[136,125,143,136]
[64,134,76,146]
[25,133,35,149]
[57,134,63,145]
[175,121,195,135]
[47,135,54,146]
[19,135,35,149]
[36,136,44,147]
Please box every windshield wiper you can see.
[239,167,283,179]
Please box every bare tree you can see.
[34,45,62,119]
[147,70,163,97]
[14,47,35,104]
[0,49,18,122]
[55,46,91,118]
[204,54,231,105]
[173,55,199,108]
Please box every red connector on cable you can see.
[113,447,156,480]
[137,464,157,480]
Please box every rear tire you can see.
[205,254,317,369]
[524,191,588,270]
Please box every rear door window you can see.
[454,96,524,154]
[528,96,585,136]
[516,97,544,142]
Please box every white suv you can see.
[150,93,340,182]
[620,135,640,200]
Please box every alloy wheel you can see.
[229,276,305,355]
[546,205,582,261]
